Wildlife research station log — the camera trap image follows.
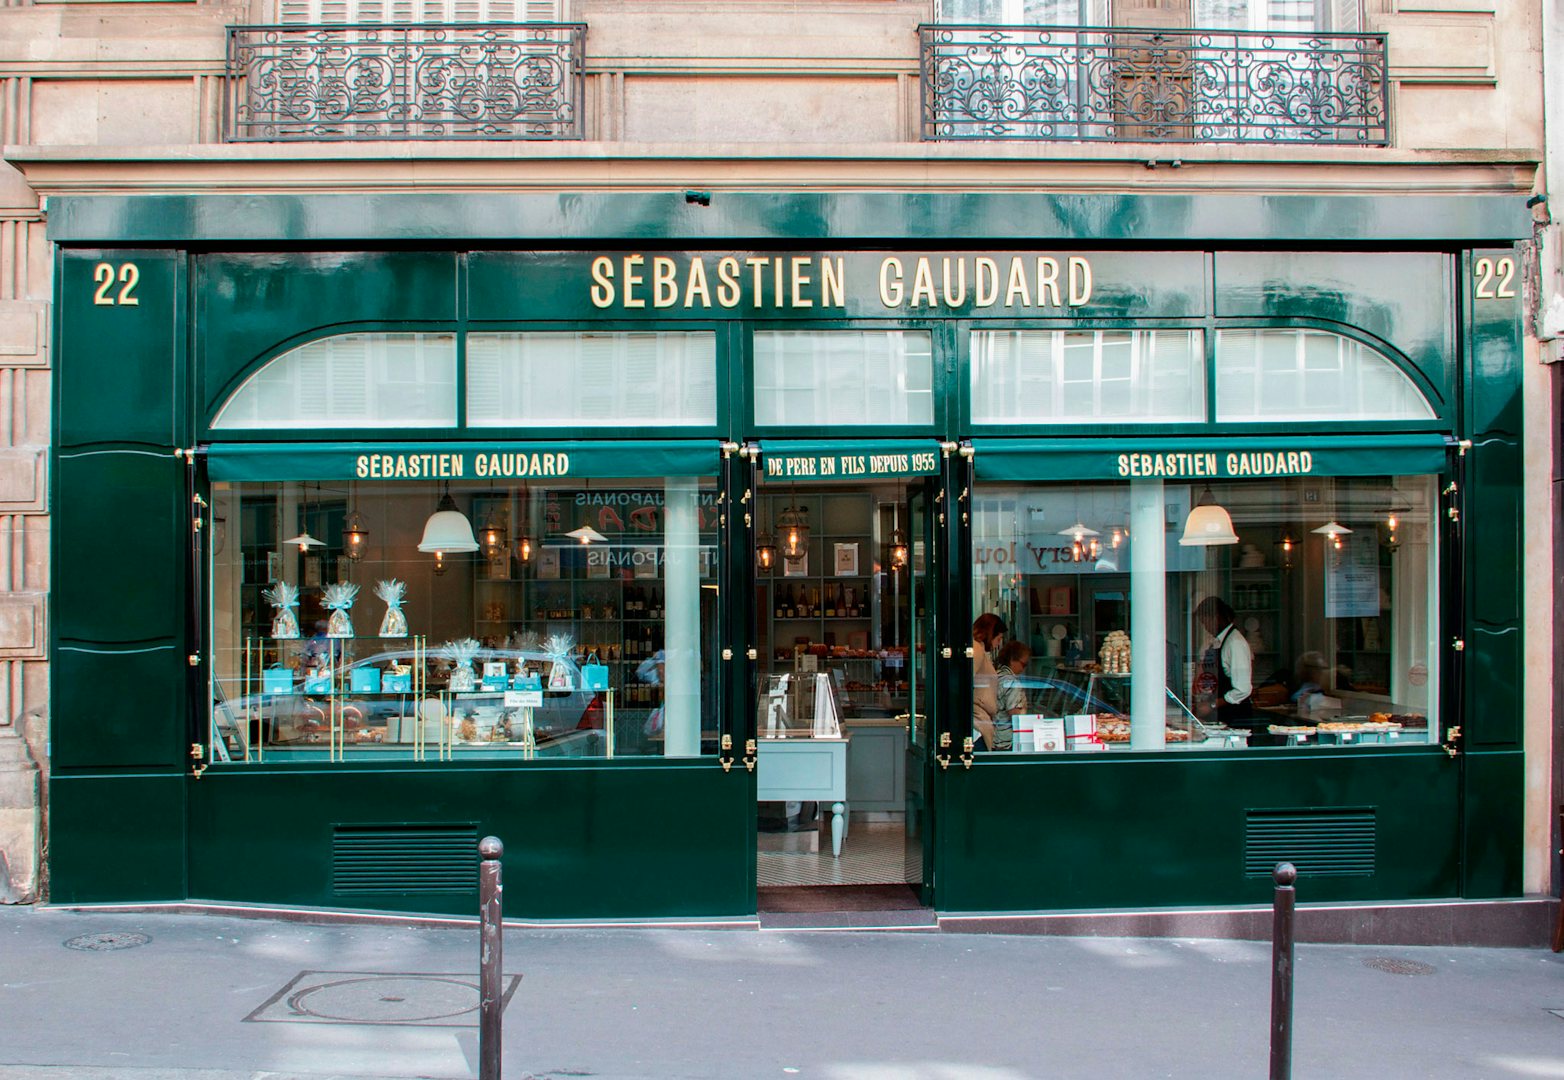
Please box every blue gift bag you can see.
[511,672,542,692]
[349,667,381,694]
[383,671,412,693]
[303,672,332,695]
[582,653,610,692]
[263,668,293,695]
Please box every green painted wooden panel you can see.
[186,763,752,917]
[46,193,1535,246]
[49,773,186,902]
[54,450,183,644]
[1460,750,1524,898]
[52,644,187,769]
[1462,249,1525,749]
[935,750,1461,911]
[1213,252,1454,416]
[54,451,183,642]
[197,251,459,424]
[57,250,181,448]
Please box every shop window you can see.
[970,329,1205,425]
[466,332,718,429]
[970,475,1437,753]
[213,333,458,430]
[1215,329,1434,423]
[209,476,719,762]
[753,331,935,428]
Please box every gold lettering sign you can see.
[1115,451,1315,479]
[589,254,1093,311]
[356,451,571,479]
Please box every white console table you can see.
[756,736,850,857]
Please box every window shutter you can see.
[278,0,554,20]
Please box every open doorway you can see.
[751,478,934,907]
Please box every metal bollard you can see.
[1269,862,1297,1080]
[479,836,505,1080]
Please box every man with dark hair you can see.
[1192,595,1253,727]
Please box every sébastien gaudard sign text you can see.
[358,451,570,479]
[589,253,1094,311]
[1117,451,1315,478]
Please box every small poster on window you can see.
[783,552,809,578]
[537,548,561,580]
[833,542,859,577]
[1325,532,1378,618]
[633,547,659,579]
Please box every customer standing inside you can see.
[971,613,1006,750]
[1192,596,1253,727]
[991,639,1033,752]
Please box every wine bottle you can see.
[826,585,837,618]
[786,586,797,619]
[774,586,784,619]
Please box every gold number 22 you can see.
[91,262,140,306]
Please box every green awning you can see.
[205,441,722,482]
[972,435,1452,482]
[758,440,943,482]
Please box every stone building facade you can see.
[0,0,1549,911]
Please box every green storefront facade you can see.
[46,191,1530,919]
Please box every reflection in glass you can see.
[970,329,1205,424]
[754,330,934,427]
[209,478,719,762]
[466,332,717,428]
[213,333,458,430]
[1215,329,1435,423]
[971,475,1438,753]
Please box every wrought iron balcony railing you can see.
[919,24,1389,145]
[225,22,586,141]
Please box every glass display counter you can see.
[755,672,850,856]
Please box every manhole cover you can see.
[63,932,150,952]
[247,970,522,1027]
[1362,956,1437,976]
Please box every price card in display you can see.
[1032,716,1066,753]
[506,689,543,708]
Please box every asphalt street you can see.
[2,906,1562,1079]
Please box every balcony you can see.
[225,22,586,141]
[919,24,1389,145]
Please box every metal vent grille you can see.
[332,824,478,895]
[1244,808,1375,877]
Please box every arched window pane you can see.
[213,333,457,430]
[970,329,1205,424]
[466,332,717,428]
[754,331,934,427]
[1215,330,1434,423]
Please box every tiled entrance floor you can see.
[756,821,922,888]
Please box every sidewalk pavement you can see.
[3,905,1564,1080]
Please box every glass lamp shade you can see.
[479,513,506,555]
[777,506,810,559]
[343,512,369,562]
[516,534,534,562]
[566,525,609,545]
[756,534,777,571]
[283,531,324,553]
[1179,503,1239,546]
[889,530,908,569]
[418,494,479,554]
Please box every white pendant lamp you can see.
[566,525,609,545]
[1312,520,1353,550]
[1179,486,1239,546]
[418,486,479,554]
[283,530,325,552]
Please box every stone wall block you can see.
[0,301,48,366]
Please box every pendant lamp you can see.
[889,529,909,570]
[283,483,326,552]
[777,497,809,560]
[755,532,778,571]
[342,510,369,562]
[418,484,479,555]
[1312,520,1352,551]
[1179,486,1239,546]
[566,525,609,545]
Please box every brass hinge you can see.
[941,646,953,659]
[1447,506,1460,523]
[191,763,208,780]
[746,647,758,660]
[1452,637,1466,652]
[961,736,975,770]
[936,731,952,770]
[721,648,733,661]
[188,654,201,667]
[963,645,974,659]
[1443,725,1463,759]
[743,738,757,773]
[720,733,734,772]
[189,743,204,759]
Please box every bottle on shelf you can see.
[785,586,797,619]
[774,586,785,619]
[808,587,820,617]
[847,586,859,618]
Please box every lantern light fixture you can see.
[342,511,369,562]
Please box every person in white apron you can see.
[1192,596,1254,728]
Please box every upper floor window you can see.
[932,0,1361,31]
[277,0,562,21]
[1214,329,1434,423]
